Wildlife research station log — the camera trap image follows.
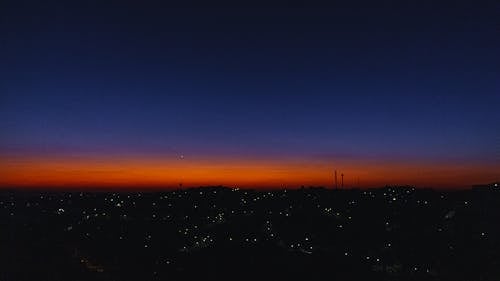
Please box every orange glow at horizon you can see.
[0,154,498,189]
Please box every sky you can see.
[1,1,499,188]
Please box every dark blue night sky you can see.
[1,1,498,188]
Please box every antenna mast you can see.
[335,170,338,190]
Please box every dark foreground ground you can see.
[1,185,499,281]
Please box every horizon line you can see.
[1,182,497,192]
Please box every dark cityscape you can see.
[1,1,499,280]
[2,184,499,280]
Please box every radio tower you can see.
[341,173,344,189]
[334,170,338,189]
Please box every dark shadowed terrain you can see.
[1,185,499,281]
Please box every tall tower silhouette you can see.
[341,173,344,189]
[334,170,338,189]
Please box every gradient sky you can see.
[1,1,499,188]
